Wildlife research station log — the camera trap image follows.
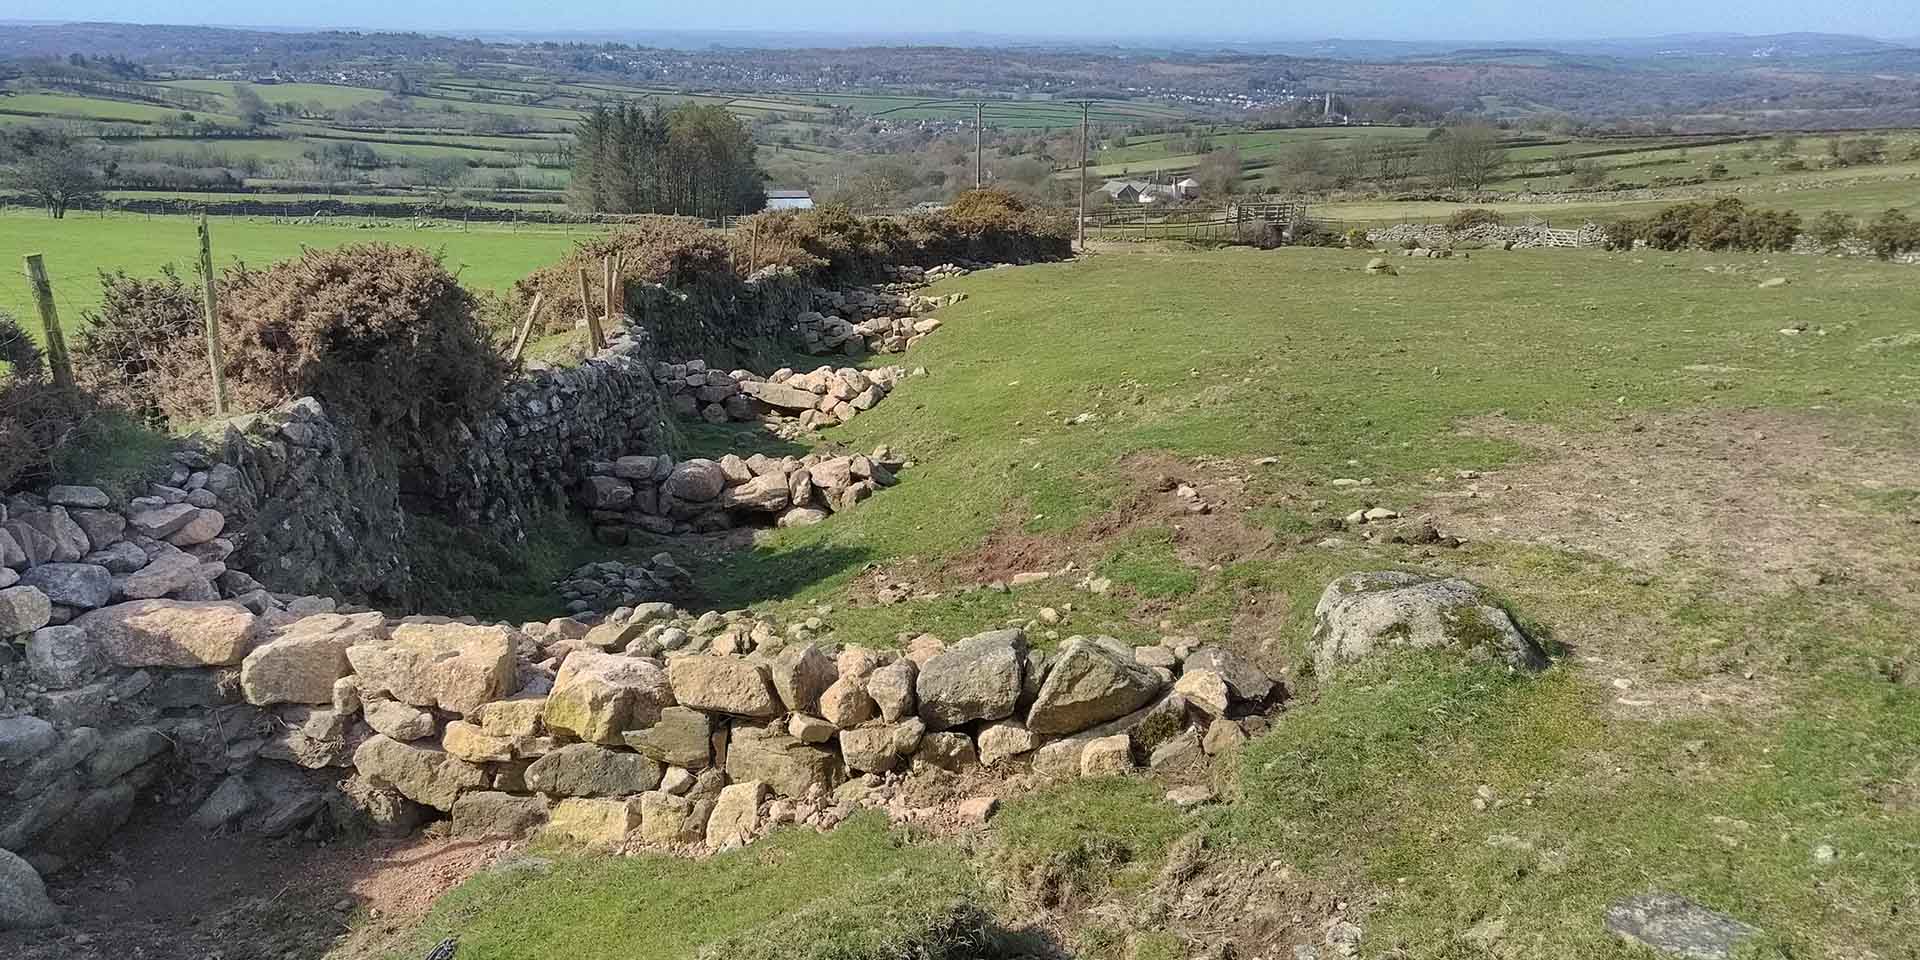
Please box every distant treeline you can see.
[568,103,766,218]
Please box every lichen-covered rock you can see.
[976,720,1039,766]
[77,599,261,667]
[1183,646,1275,704]
[768,643,837,715]
[706,780,769,849]
[725,726,841,798]
[666,656,780,718]
[1603,892,1760,960]
[451,791,550,839]
[524,743,662,797]
[346,622,517,716]
[664,459,727,502]
[638,790,706,844]
[545,797,642,847]
[837,726,900,774]
[544,651,674,744]
[241,611,386,705]
[1308,572,1549,677]
[0,848,59,930]
[1025,636,1163,735]
[19,563,112,610]
[915,732,978,772]
[0,585,53,636]
[1079,735,1135,776]
[623,705,721,770]
[441,720,516,763]
[364,699,436,741]
[915,628,1026,730]
[351,735,486,811]
[25,625,105,689]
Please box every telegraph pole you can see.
[1076,100,1091,251]
[974,101,984,188]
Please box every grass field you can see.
[1,212,596,333]
[373,245,1920,959]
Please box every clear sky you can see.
[9,0,1920,42]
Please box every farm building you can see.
[766,189,815,210]
[1098,179,1196,205]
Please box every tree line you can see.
[568,103,767,218]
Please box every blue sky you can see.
[11,0,1920,41]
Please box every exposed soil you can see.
[1428,408,1920,607]
[936,452,1280,589]
[0,807,503,960]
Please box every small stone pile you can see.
[654,359,914,430]
[793,312,944,355]
[578,446,908,541]
[553,555,695,614]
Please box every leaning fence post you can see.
[22,254,73,388]
[196,214,229,415]
[507,291,545,365]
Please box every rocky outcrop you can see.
[1308,572,1550,677]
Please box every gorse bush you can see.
[1445,207,1504,232]
[1810,210,1857,247]
[72,267,207,422]
[1615,198,1802,252]
[731,204,911,285]
[512,217,734,334]
[69,245,506,465]
[0,310,94,493]
[1865,208,1920,260]
[909,187,1073,265]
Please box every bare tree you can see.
[3,139,103,219]
[1425,124,1506,192]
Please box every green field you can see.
[373,245,1920,959]
[1,212,596,332]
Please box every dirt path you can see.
[0,807,503,960]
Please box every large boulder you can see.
[1184,645,1275,704]
[1025,637,1164,736]
[241,612,387,705]
[19,563,112,610]
[637,790,706,845]
[0,848,59,930]
[544,651,674,744]
[663,459,727,502]
[666,656,780,718]
[26,625,105,689]
[768,643,837,715]
[1308,572,1549,677]
[622,705,722,770]
[346,622,517,716]
[451,791,551,839]
[738,379,821,411]
[524,743,662,798]
[705,780,769,849]
[544,797,642,848]
[0,585,53,636]
[720,475,791,513]
[117,548,209,600]
[915,628,1027,730]
[351,735,486,811]
[725,726,841,798]
[77,599,261,667]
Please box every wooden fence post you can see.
[196,214,229,415]
[22,254,73,388]
[507,291,545,365]
[579,266,604,352]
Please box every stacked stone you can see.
[653,360,913,430]
[795,312,944,356]
[554,555,694,615]
[577,447,907,541]
[319,609,1282,852]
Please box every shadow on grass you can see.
[671,419,814,461]
[687,539,876,610]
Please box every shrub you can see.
[1865,209,1920,260]
[1344,227,1370,249]
[904,188,1072,265]
[215,245,506,455]
[1445,207,1504,232]
[1629,199,1801,253]
[729,204,909,285]
[512,217,733,334]
[0,309,43,375]
[0,317,95,493]
[1809,210,1856,247]
[1601,219,1639,251]
[71,268,207,422]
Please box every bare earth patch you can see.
[0,808,504,960]
[1429,408,1920,607]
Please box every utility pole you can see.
[1076,100,1091,252]
[974,101,984,188]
